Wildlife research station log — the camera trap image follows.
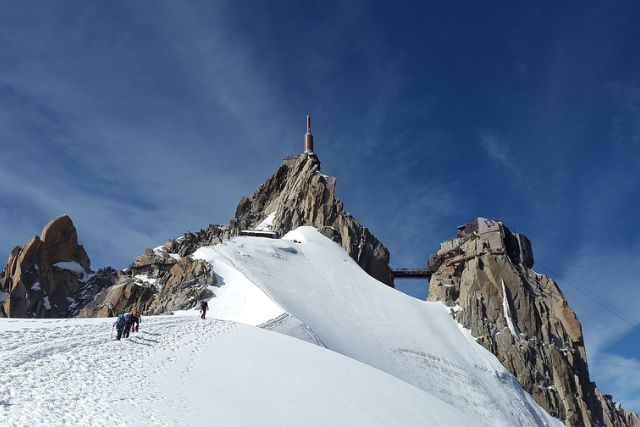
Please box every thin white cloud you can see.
[559,246,640,360]
[0,2,301,268]
[479,132,522,179]
[591,353,640,414]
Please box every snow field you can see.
[0,315,476,426]
[154,323,477,427]
[0,315,236,426]
[199,227,561,427]
[0,226,563,426]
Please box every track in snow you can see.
[0,317,236,426]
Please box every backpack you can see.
[124,313,132,324]
[116,314,126,327]
[131,307,138,317]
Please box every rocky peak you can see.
[79,153,394,318]
[0,215,111,318]
[229,154,393,285]
[77,240,216,318]
[427,217,639,427]
[40,215,91,270]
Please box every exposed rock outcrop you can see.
[228,154,393,285]
[427,217,639,427]
[0,215,113,317]
[78,276,157,318]
[169,155,392,285]
[78,242,216,317]
[147,257,215,314]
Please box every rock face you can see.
[228,154,393,285]
[77,276,156,318]
[427,217,639,427]
[79,153,393,317]
[147,257,215,314]
[77,241,216,317]
[0,215,113,318]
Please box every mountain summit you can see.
[229,153,393,285]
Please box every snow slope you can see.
[192,226,561,427]
[0,315,475,426]
[0,226,562,426]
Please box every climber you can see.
[131,307,141,333]
[200,300,209,320]
[123,312,133,338]
[113,313,126,340]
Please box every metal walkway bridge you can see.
[391,268,432,280]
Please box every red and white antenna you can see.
[304,114,314,154]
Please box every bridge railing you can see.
[391,268,432,279]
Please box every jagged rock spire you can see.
[230,154,393,285]
[0,215,113,318]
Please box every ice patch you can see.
[54,261,87,275]
[42,296,51,310]
[254,212,277,231]
[134,274,161,289]
[31,282,42,291]
[502,279,520,339]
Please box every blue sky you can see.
[1,0,639,412]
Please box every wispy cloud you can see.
[0,2,304,268]
[591,353,640,415]
[559,246,640,359]
[479,132,525,182]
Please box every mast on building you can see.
[304,114,314,154]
